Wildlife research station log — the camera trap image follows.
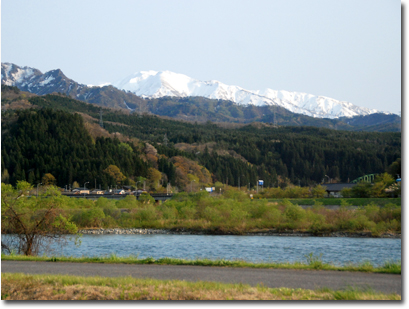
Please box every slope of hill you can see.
[1,86,401,189]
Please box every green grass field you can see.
[1,273,401,300]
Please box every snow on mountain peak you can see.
[112,70,383,119]
[1,62,37,86]
[1,62,388,119]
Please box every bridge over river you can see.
[62,193,173,202]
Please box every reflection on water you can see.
[2,234,401,266]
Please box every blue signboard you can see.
[258,180,264,186]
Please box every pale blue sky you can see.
[1,0,401,114]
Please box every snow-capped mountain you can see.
[1,62,87,95]
[1,62,145,109]
[112,70,384,119]
[1,62,390,119]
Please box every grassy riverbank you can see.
[1,254,401,274]
[58,192,401,236]
[2,186,402,238]
[1,273,400,300]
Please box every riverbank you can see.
[1,254,401,274]
[77,228,401,238]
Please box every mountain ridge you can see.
[1,62,400,132]
[1,62,145,110]
[111,69,388,119]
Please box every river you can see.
[6,234,399,267]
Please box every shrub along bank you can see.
[1,183,401,237]
[62,190,400,236]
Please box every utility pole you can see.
[273,105,277,128]
[163,133,168,146]
[37,183,42,197]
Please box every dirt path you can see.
[1,261,401,295]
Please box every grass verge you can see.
[1,253,401,274]
[1,273,401,300]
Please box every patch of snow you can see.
[39,75,55,86]
[1,63,36,86]
[123,101,135,111]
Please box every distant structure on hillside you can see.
[99,110,104,128]
[270,104,278,128]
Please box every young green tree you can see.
[1,181,78,256]
[311,185,326,198]
[1,169,10,184]
[72,181,80,189]
[42,173,56,186]
[350,182,372,198]
[371,173,396,197]
[387,158,401,179]
[138,192,155,205]
[147,167,162,190]
[340,187,352,198]
[103,165,126,185]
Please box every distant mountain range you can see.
[112,70,387,119]
[1,62,401,131]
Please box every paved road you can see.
[1,261,401,295]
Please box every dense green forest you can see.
[1,88,401,190]
[1,108,151,188]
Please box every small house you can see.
[90,189,104,195]
[321,183,356,198]
[72,188,90,195]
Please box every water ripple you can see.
[2,234,401,266]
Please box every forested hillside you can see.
[1,87,401,190]
[146,96,401,132]
[1,81,401,131]
[1,109,150,188]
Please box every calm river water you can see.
[12,234,401,267]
